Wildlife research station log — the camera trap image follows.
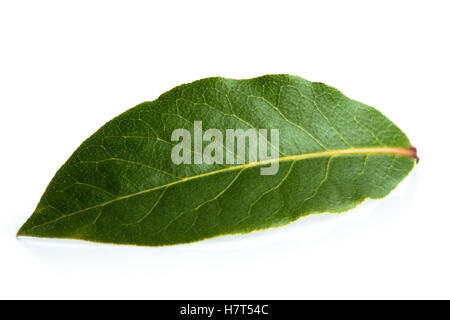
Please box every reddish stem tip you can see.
[409,145,419,163]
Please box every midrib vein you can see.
[20,146,415,233]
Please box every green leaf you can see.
[17,75,417,246]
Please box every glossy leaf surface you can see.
[18,75,417,246]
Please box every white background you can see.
[1,0,449,300]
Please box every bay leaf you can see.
[17,75,417,246]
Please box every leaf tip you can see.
[16,226,26,238]
[16,220,32,238]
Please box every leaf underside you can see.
[18,75,416,246]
